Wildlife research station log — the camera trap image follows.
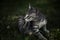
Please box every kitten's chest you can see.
[33,19,47,28]
[33,21,40,26]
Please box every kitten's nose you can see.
[25,19,29,22]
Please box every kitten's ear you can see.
[29,3,31,9]
[36,9,39,14]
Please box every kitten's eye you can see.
[27,16,32,19]
[27,16,31,19]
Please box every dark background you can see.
[0,0,60,40]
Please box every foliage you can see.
[0,0,60,40]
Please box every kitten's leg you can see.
[33,28,47,40]
[43,25,49,34]
[35,30,47,40]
